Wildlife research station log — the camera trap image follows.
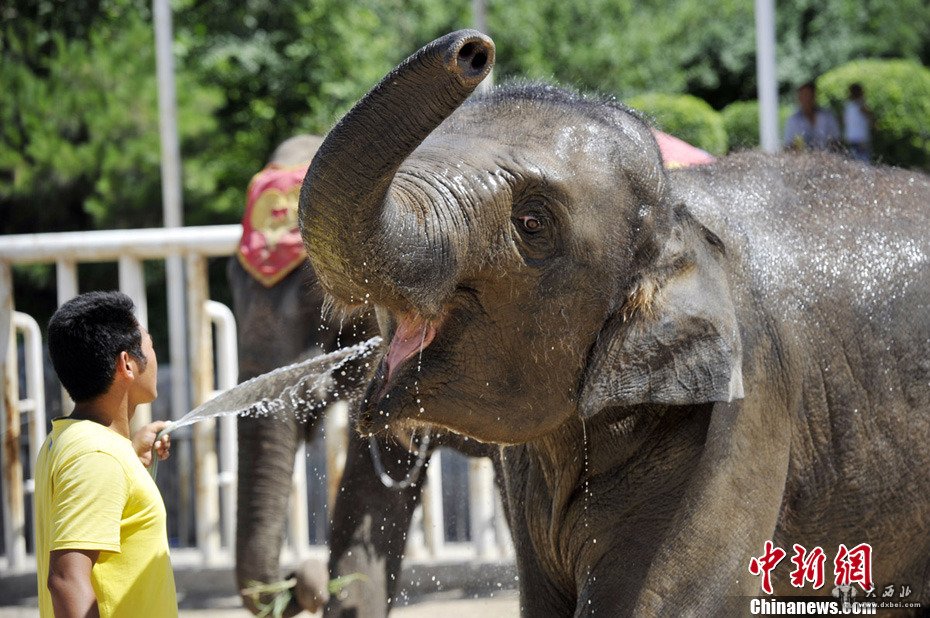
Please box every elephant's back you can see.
[671,151,930,331]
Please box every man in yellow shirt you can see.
[35,291,178,617]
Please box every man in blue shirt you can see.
[784,81,840,152]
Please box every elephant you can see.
[292,30,930,615]
[228,135,499,617]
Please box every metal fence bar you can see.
[289,442,310,559]
[119,256,152,431]
[422,450,445,557]
[324,401,349,510]
[14,312,46,496]
[167,254,191,546]
[55,260,78,417]
[205,300,238,550]
[118,256,149,328]
[469,458,497,559]
[494,493,513,558]
[406,504,427,561]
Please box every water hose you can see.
[149,422,175,481]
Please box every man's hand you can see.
[132,421,172,468]
[48,549,100,617]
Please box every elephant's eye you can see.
[511,197,561,264]
[516,215,544,233]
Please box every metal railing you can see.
[0,225,511,576]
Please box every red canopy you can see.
[652,129,716,168]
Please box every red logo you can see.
[789,544,827,590]
[749,541,786,594]
[834,543,873,593]
[749,542,874,594]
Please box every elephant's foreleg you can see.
[325,429,431,618]
[626,399,790,616]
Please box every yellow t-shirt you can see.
[34,418,178,617]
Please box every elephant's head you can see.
[300,31,743,445]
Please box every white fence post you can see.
[469,458,497,560]
[289,442,310,560]
[324,401,349,510]
[421,450,445,558]
[206,300,238,551]
[55,260,78,416]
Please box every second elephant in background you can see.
[229,135,499,618]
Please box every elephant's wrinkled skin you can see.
[298,30,930,614]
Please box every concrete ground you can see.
[0,592,519,617]
[0,556,519,617]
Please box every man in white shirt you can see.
[784,81,840,152]
[843,83,872,162]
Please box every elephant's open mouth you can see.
[363,312,446,417]
[384,313,439,384]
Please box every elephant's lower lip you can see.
[364,355,405,410]
[373,356,392,402]
[357,357,403,434]
[362,352,424,426]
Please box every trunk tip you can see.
[445,30,495,87]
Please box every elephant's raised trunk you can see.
[299,30,495,315]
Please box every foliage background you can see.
[3,0,929,233]
[1,0,929,342]
[627,93,729,156]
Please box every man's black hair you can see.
[799,81,816,93]
[48,291,146,402]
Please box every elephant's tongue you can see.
[385,315,436,382]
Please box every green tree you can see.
[486,0,930,107]
[0,2,222,233]
[3,0,929,234]
[170,0,468,224]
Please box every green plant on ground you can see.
[241,574,367,618]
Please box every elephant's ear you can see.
[579,206,744,418]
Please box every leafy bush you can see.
[818,60,930,170]
[721,101,793,152]
[626,93,728,156]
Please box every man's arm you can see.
[48,549,100,618]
